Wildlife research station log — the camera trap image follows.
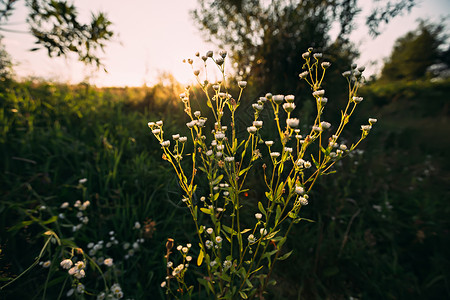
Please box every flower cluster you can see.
[149,48,376,298]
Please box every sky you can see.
[1,0,449,87]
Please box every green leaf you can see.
[239,291,248,299]
[240,228,251,234]
[275,205,282,222]
[258,202,266,217]
[200,207,212,215]
[311,154,320,168]
[42,216,58,225]
[211,174,224,186]
[264,229,280,240]
[277,250,293,261]
[197,247,204,266]
[238,166,251,176]
[265,191,273,202]
[222,225,237,236]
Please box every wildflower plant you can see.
[149,48,376,299]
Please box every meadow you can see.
[0,75,449,299]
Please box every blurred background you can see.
[0,0,449,299]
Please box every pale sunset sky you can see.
[1,0,449,87]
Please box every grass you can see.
[0,77,449,299]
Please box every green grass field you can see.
[0,77,449,299]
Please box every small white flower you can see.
[104,258,113,267]
[312,90,325,97]
[255,213,263,219]
[286,118,300,128]
[295,186,305,195]
[194,111,201,117]
[210,261,217,267]
[284,147,293,153]
[272,94,284,104]
[361,125,372,131]
[215,132,225,141]
[167,261,173,268]
[304,161,312,168]
[312,125,322,133]
[134,221,141,229]
[265,140,274,147]
[60,202,69,209]
[179,136,187,143]
[205,240,213,249]
[369,118,378,124]
[186,120,197,128]
[186,256,192,262]
[172,134,180,140]
[247,126,257,134]
[238,81,247,88]
[313,53,323,59]
[161,281,167,288]
[353,96,363,103]
[156,120,163,126]
[225,156,235,162]
[177,245,182,251]
[248,234,256,243]
[206,228,214,235]
[253,120,263,128]
[270,152,280,158]
[42,260,51,268]
[299,197,309,206]
[260,228,267,236]
[285,95,295,102]
[206,150,213,156]
[74,269,86,279]
[223,260,232,270]
[339,144,347,150]
[76,283,85,293]
[152,129,161,135]
[252,103,264,111]
[160,140,170,148]
[148,121,155,127]
[283,102,296,113]
[320,121,331,129]
[215,236,223,244]
[78,178,87,184]
[299,71,309,79]
[182,247,189,253]
[321,61,331,68]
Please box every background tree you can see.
[380,20,449,81]
[191,0,415,95]
[0,0,113,70]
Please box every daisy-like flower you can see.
[252,103,263,111]
[320,121,331,129]
[312,90,325,97]
[206,228,214,235]
[225,156,235,162]
[215,132,225,141]
[285,95,295,103]
[205,240,213,249]
[299,71,309,79]
[179,136,187,143]
[255,213,263,220]
[286,118,299,128]
[247,126,257,134]
[295,186,305,195]
[270,152,280,158]
[368,118,378,124]
[152,129,161,135]
[304,161,312,168]
[223,260,232,270]
[238,81,247,88]
[353,96,363,103]
[253,120,263,128]
[248,234,256,243]
[299,197,309,206]
[272,94,284,104]
[160,140,170,148]
[215,236,223,244]
[283,102,296,112]
[265,140,274,147]
[104,258,113,267]
[42,260,51,268]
